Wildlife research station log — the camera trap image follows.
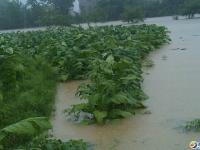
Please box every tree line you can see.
[83,0,200,23]
[0,0,200,30]
[0,0,75,29]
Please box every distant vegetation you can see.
[0,0,200,30]
[0,0,75,29]
[180,0,200,18]
[82,0,200,22]
[121,6,144,23]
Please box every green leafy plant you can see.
[68,55,147,124]
[0,117,51,149]
[65,25,169,124]
[143,59,154,68]
[0,25,170,147]
[184,119,200,131]
[18,135,91,150]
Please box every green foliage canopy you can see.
[121,6,144,23]
[0,25,169,148]
[180,0,200,18]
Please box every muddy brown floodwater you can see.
[51,17,200,150]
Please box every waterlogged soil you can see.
[51,17,200,150]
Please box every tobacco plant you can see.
[66,25,170,124]
[68,55,147,124]
[0,24,170,147]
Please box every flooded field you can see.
[51,17,200,150]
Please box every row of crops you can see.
[0,24,169,149]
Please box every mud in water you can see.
[51,17,200,150]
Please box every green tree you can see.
[47,0,74,14]
[0,0,24,29]
[26,0,48,26]
[78,0,187,22]
[121,6,144,23]
[181,0,200,18]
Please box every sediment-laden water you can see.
[51,17,200,150]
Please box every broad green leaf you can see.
[61,41,67,46]
[93,111,108,123]
[59,74,69,81]
[0,117,51,142]
[0,133,5,142]
[0,93,3,103]
[115,110,133,118]
[106,55,115,65]
[5,47,13,54]
[121,75,138,81]
[111,93,129,104]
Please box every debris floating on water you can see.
[162,55,168,60]
[180,48,187,51]
[143,110,152,115]
[171,48,187,51]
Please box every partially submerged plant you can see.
[173,15,179,20]
[184,119,200,131]
[0,25,170,148]
[64,25,170,124]
[67,55,148,124]
[143,59,154,68]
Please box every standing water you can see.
[51,17,200,150]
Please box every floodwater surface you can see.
[51,17,200,150]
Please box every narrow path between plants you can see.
[51,17,200,150]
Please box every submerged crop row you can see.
[67,25,170,124]
[0,24,169,149]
